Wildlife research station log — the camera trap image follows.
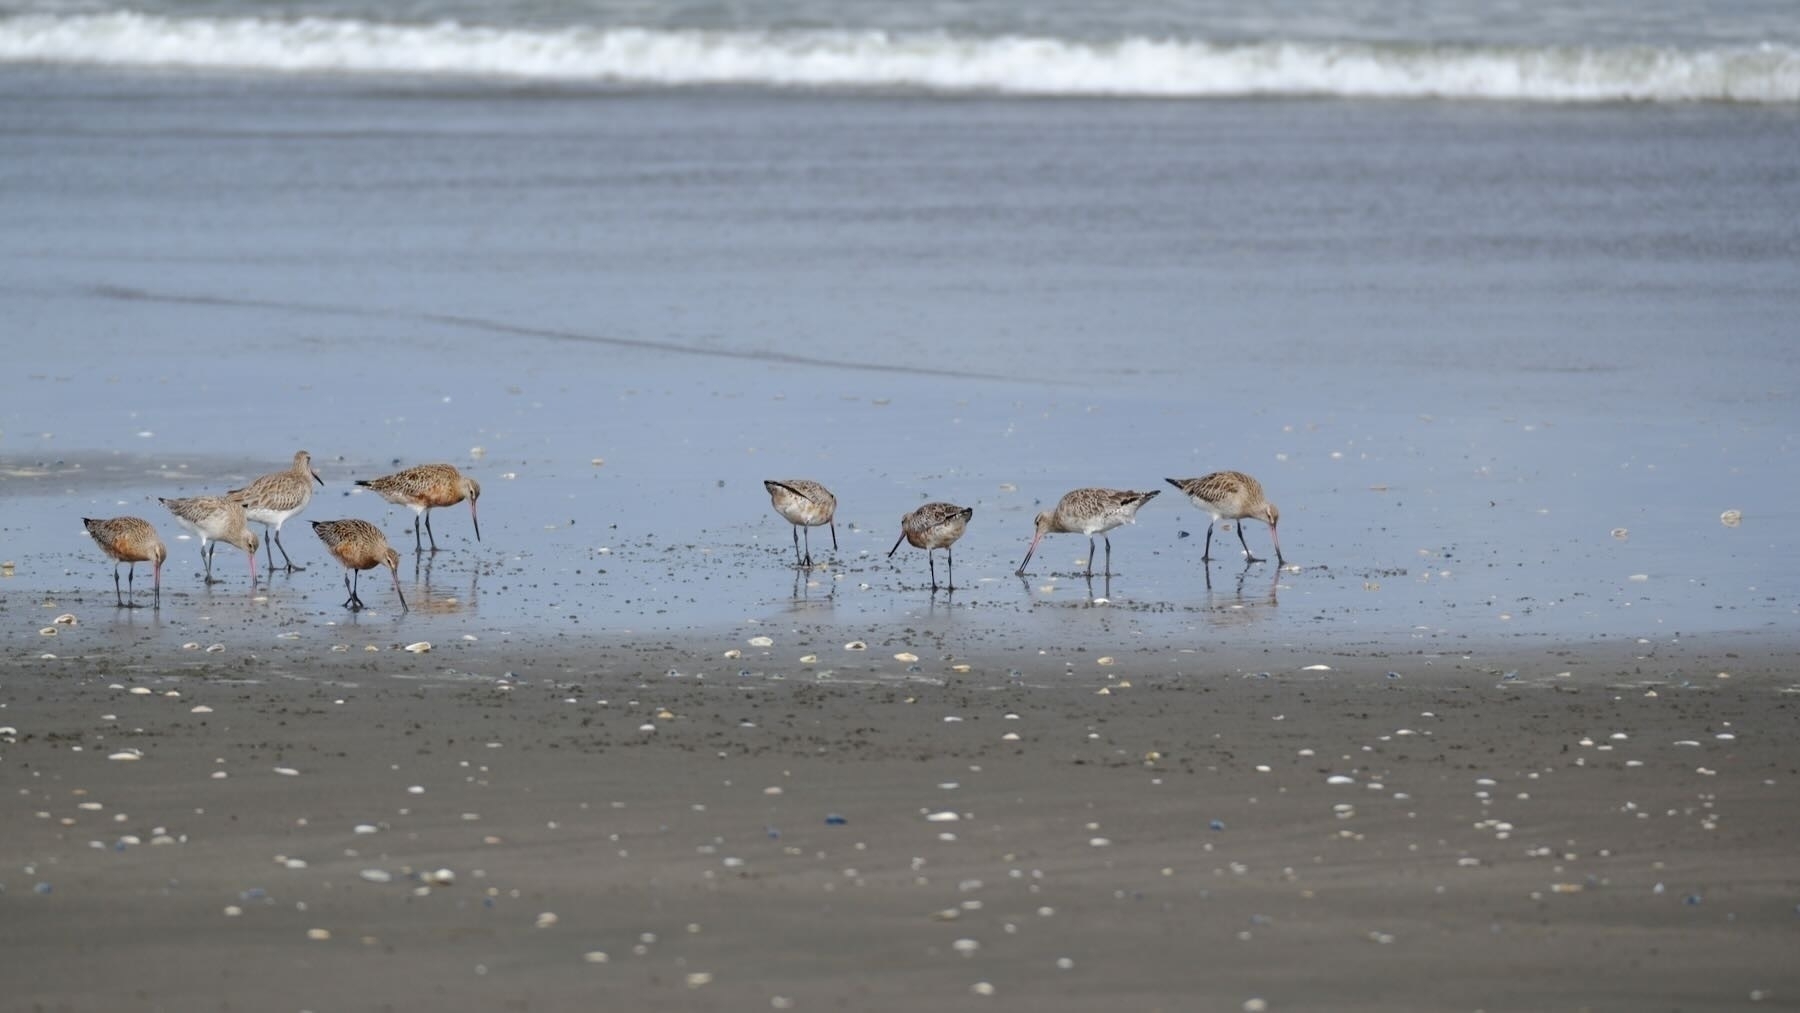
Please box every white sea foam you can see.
[2,12,1796,103]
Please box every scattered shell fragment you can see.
[273,767,300,777]
[1097,656,1115,666]
[723,649,742,659]
[536,912,559,929]
[799,654,818,664]
[894,652,919,663]
[926,811,960,823]
[1720,509,1742,527]
[204,643,224,653]
[108,750,143,762]
[191,705,213,714]
[404,641,432,653]
[1302,664,1332,671]
[129,687,152,696]
[53,614,78,626]
[582,951,609,964]
[306,928,331,941]
[38,627,57,637]
[844,641,867,651]
[748,636,774,648]
[951,663,971,673]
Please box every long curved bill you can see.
[1014,532,1043,576]
[888,532,906,558]
[470,500,481,543]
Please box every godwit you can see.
[1014,487,1160,577]
[228,450,323,572]
[159,495,259,585]
[763,479,837,567]
[82,516,166,607]
[1165,472,1284,565]
[311,519,407,612]
[888,502,973,591]
[355,464,481,553]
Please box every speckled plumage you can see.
[763,479,838,567]
[888,502,973,591]
[1165,472,1284,565]
[228,450,324,572]
[311,519,407,612]
[356,464,481,553]
[159,495,259,585]
[83,516,167,607]
[1015,487,1160,577]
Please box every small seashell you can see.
[1720,509,1742,527]
[684,972,713,989]
[844,641,867,651]
[1628,574,1649,582]
[108,750,143,762]
[799,654,818,664]
[536,912,559,929]
[951,663,971,673]
[1610,527,1629,540]
[1096,656,1115,666]
[129,687,152,696]
[1302,664,1332,671]
[359,869,392,883]
[273,767,300,776]
[53,614,77,626]
[748,636,774,648]
[38,627,57,637]
[894,652,919,662]
[925,811,960,823]
[422,868,455,885]
[723,649,742,659]
[306,928,331,941]
[583,951,609,964]
[205,643,224,653]
[191,705,213,714]
[182,642,200,650]
[404,641,432,653]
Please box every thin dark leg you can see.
[790,524,803,566]
[927,550,938,591]
[1104,536,1113,577]
[112,563,126,607]
[203,541,218,584]
[1236,523,1264,564]
[801,526,813,568]
[424,510,439,553]
[263,529,275,572]
[1202,526,1215,563]
[946,546,955,591]
[830,520,838,552]
[413,517,424,555]
[1086,537,1096,577]
[273,527,301,571]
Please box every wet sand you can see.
[3,636,1797,1012]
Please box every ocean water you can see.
[0,1,1796,671]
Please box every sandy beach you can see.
[3,630,1797,1011]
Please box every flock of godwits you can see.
[82,452,480,612]
[82,453,1282,610]
[768,471,1282,591]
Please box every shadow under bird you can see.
[1015,487,1160,578]
[228,449,324,573]
[888,502,973,591]
[355,464,481,554]
[764,479,837,568]
[1165,472,1284,566]
[83,516,166,608]
[311,519,407,612]
[159,495,259,586]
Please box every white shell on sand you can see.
[404,641,432,653]
[748,636,774,647]
[53,614,77,625]
[1720,509,1742,527]
[844,641,867,651]
[894,652,918,662]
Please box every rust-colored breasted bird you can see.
[1015,487,1160,578]
[763,479,837,568]
[228,449,324,573]
[83,516,167,607]
[159,495,260,586]
[311,519,407,612]
[888,502,973,591]
[1165,472,1284,566]
[355,464,481,554]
